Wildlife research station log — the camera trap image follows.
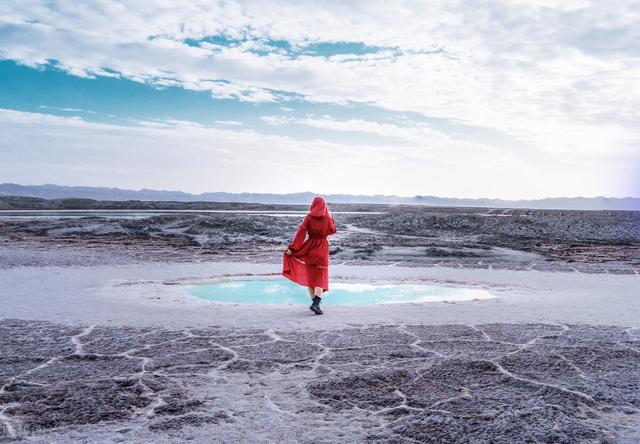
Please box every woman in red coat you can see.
[282,196,337,315]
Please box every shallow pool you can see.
[184,279,495,305]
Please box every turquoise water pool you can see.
[184,279,495,305]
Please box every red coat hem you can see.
[282,254,329,292]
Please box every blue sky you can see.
[0,1,638,198]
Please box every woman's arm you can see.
[287,216,308,253]
[328,215,337,236]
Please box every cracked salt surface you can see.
[183,279,496,305]
[2,257,639,442]
[1,320,638,443]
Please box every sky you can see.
[0,0,639,199]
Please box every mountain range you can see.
[1,183,638,211]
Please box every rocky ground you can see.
[1,204,639,273]
[1,319,638,443]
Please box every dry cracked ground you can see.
[1,319,639,443]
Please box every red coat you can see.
[282,196,337,291]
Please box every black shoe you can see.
[310,296,323,315]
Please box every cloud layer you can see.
[1,108,633,199]
[0,1,638,197]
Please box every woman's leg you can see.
[308,287,315,299]
[309,286,323,315]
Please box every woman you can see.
[282,196,337,315]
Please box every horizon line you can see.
[1,182,639,202]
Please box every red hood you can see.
[309,196,328,217]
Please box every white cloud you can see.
[263,114,639,163]
[39,105,96,114]
[260,115,295,125]
[215,120,243,126]
[0,109,635,199]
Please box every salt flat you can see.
[1,205,639,442]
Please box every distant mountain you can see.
[1,183,639,211]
